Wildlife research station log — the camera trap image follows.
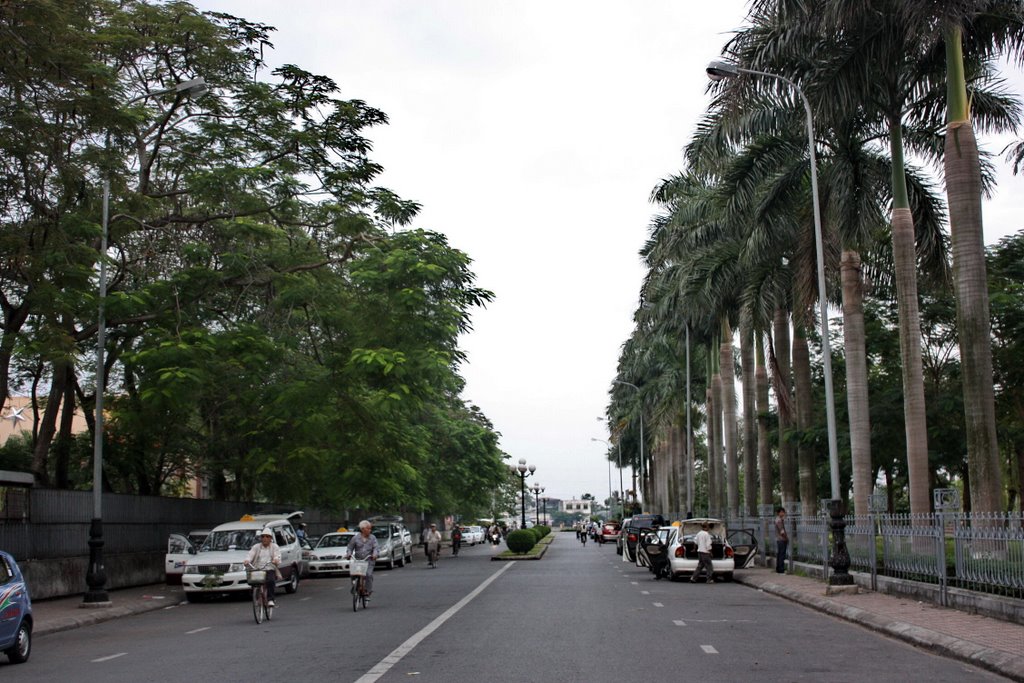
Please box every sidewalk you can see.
[733,565,1024,682]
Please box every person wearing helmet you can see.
[246,528,282,607]
[346,520,379,598]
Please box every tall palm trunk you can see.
[943,27,1003,513]
[709,352,724,516]
[841,249,873,516]
[756,336,773,507]
[721,319,739,518]
[889,122,931,517]
[774,308,796,506]
[741,320,758,516]
[793,323,816,518]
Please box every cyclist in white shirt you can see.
[246,528,282,606]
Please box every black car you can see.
[622,514,666,564]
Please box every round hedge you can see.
[506,529,537,553]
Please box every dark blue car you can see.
[0,551,32,664]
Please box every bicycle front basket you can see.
[350,559,369,576]
[246,569,267,585]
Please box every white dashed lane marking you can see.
[185,627,210,635]
[673,620,686,626]
[92,653,128,663]
[701,645,719,654]
[641,590,650,595]
[652,602,664,607]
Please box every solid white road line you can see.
[701,645,718,654]
[354,562,516,683]
[185,627,211,635]
[92,653,128,663]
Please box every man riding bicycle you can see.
[425,523,442,566]
[246,528,281,607]
[346,520,379,598]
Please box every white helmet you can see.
[259,528,274,538]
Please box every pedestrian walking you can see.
[690,521,715,583]
[775,507,789,573]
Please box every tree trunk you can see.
[793,324,816,519]
[53,367,77,489]
[31,361,71,486]
[841,249,872,516]
[774,308,796,506]
[756,335,773,507]
[740,320,758,516]
[889,119,931,517]
[943,28,1003,514]
[0,301,31,415]
[721,319,739,518]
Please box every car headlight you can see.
[229,563,246,572]
[184,563,197,572]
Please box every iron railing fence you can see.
[724,510,1024,603]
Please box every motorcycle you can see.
[490,530,501,545]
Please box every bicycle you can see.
[349,558,370,611]
[427,544,439,568]
[245,563,276,624]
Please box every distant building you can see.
[560,498,592,516]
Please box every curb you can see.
[736,577,1024,682]
[36,597,179,638]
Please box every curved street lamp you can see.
[591,437,620,520]
[613,380,644,507]
[706,58,849,586]
[511,458,536,529]
[86,76,209,607]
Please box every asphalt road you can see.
[3,535,1009,682]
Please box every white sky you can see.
[192,1,1024,505]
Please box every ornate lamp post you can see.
[531,483,544,525]
[706,58,849,586]
[512,458,536,529]
[85,77,208,608]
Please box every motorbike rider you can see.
[451,525,462,555]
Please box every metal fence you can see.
[726,509,1024,604]
[0,489,347,561]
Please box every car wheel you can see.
[285,566,299,593]
[397,552,405,567]
[6,621,30,664]
[388,552,396,570]
[184,592,205,603]
[722,572,734,582]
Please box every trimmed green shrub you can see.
[535,524,550,538]
[506,529,537,553]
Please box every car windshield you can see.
[372,528,390,540]
[316,534,352,548]
[202,529,257,551]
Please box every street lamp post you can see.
[591,437,618,520]
[706,59,849,586]
[512,458,536,529]
[531,483,544,525]
[85,77,208,607]
[613,380,644,509]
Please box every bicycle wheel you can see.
[351,578,359,612]
[360,590,368,609]
[266,593,274,621]
[252,586,265,624]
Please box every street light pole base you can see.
[83,517,111,606]
[827,499,855,586]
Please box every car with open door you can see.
[622,514,666,564]
[165,529,210,584]
[661,518,758,581]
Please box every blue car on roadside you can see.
[0,551,32,664]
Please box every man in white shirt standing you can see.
[690,521,715,584]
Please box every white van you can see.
[181,512,304,601]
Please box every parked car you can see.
[181,512,304,601]
[371,520,412,568]
[164,529,211,584]
[308,531,356,576]
[656,518,758,581]
[599,521,621,544]
[0,551,31,664]
[622,514,666,564]
[460,525,484,545]
[298,536,315,577]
